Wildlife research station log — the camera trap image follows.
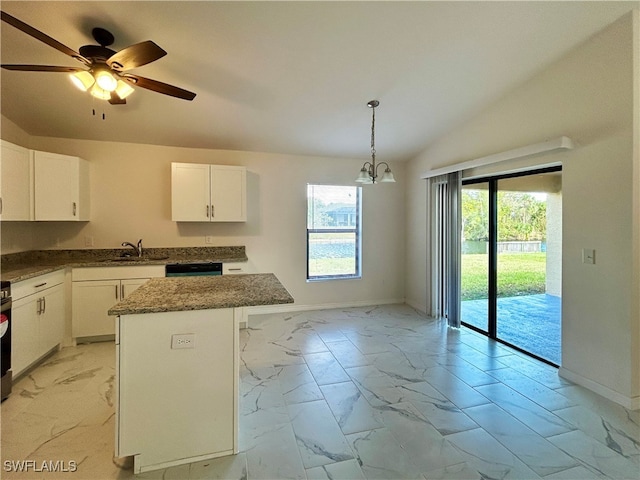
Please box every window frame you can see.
[306,185,362,281]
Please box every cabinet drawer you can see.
[223,262,248,275]
[72,265,165,281]
[12,269,65,300]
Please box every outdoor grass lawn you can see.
[462,252,546,300]
[308,258,357,277]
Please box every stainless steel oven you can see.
[1,281,12,401]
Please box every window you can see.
[307,184,362,280]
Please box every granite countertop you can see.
[108,273,294,316]
[1,247,248,283]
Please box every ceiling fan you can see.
[1,11,196,104]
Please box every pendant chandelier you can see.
[355,100,395,184]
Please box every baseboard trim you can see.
[405,299,428,316]
[245,298,406,317]
[559,367,640,410]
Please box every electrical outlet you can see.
[582,248,596,265]
[205,236,215,244]
[171,334,195,349]
[84,235,95,247]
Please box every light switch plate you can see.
[582,248,596,265]
[171,333,195,349]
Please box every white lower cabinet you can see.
[223,262,256,328]
[115,308,239,473]
[12,270,65,377]
[72,266,164,340]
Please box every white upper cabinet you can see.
[0,140,32,221]
[171,163,210,222]
[33,150,90,221]
[171,162,246,222]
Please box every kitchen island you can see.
[108,274,293,474]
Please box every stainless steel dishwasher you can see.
[165,263,223,277]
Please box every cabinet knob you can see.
[73,202,77,216]
[206,205,209,217]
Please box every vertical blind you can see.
[429,171,462,328]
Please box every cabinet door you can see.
[121,278,149,299]
[12,294,40,377]
[210,166,246,222]
[72,280,120,338]
[171,163,210,222]
[33,151,87,221]
[39,284,65,355]
[0,140,31,221]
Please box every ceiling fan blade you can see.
[122,74,196,101]
[109,92,127,105]
[107,41,167,71]
[1,11,90,65]
[1,64,83,72]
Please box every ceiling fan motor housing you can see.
[79,45,117,62]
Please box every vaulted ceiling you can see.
[1,1,636,162]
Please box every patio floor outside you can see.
[461,293,561,365]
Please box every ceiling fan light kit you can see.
[94,69,118,91]
[355,100,395,185]
[115,80,135,99]
[70,70,95,91]
[1,11,197,105]
[71,69,135,101]
[90,84,111,100]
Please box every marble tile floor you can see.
[2,304,639,480]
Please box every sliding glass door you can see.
[461,168,562,365]
[461,182,490,332]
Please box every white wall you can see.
[405,12,640,407]
[1,133,406,309]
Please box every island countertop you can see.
[108,273,294,316]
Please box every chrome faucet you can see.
[122,239,143,257]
